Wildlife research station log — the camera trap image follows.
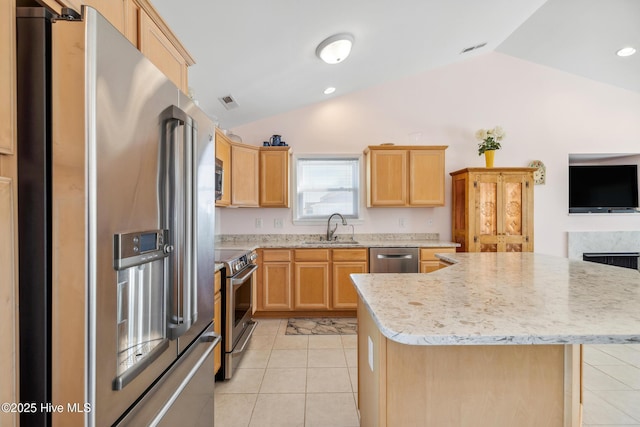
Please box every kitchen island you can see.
[350,252,640,427]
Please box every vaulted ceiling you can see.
[151,0,640,128]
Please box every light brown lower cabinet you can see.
[214,271,222,374]
[332,249,367,309]
[419,247,455,273]
[256,247,368,315]
[257,249,293,312]
[294,249,330,310]
[357,299,582,427]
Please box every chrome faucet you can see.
[326,213,347,241]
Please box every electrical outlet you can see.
[398,218,406,228]
[274,218,283,229]
[255,218,263,229]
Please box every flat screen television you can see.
[569,165,639,213]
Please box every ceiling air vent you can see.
[218,94,239,110]
[460,42,487,54]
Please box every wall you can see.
[218,52,640,257]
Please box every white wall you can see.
[218,52,640,257]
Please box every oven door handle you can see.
[230,264,258,286]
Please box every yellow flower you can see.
[475,126,505,155]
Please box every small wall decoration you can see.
[528,160,546,185]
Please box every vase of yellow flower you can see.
[475,126,505,168]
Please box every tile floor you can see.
[214,319,359,427]
[214,319,640,427]
[583,344,640,426]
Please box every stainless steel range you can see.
[215,249,258,379]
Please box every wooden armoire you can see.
[450,168,535,252]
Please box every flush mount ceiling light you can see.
[616,47,636,57]
[323,87,336,95]
[316,33,354,64]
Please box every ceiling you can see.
[151,0,639,129]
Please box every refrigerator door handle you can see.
[161,105,196,340]
[148,333,221,426]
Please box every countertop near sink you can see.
[215,233,458,251]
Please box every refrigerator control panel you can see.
[114,229,170,270]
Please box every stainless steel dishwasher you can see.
[369,247,419,273]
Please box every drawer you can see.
[420,247,455,261]
[294,249,330,262]
[333,248,368,262]
[261,249,292,262]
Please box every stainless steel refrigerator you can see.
[17,6,219,426]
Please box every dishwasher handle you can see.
[377,254,414,259]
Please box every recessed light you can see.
[616,47,636,57]
[323,87,336,95]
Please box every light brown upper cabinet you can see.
[259,146,290,208]
[365,145,447,207]
[450,168,535,253]
[138,11,189,92]
[231,143,259,207]
[37,0,194,93]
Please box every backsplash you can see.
[217,233,440,244]
[567,231,640,259]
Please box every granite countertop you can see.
[215,233,458,251]
[350,252,640,346]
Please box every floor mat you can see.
[286,317,357,335]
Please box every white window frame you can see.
[292,154,364,225]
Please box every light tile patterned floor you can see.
[214,320,640,426]
[583,344,640,426]
[214,319,359,427]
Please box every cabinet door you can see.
[124,0,140,47]
[231,143,259,207]
[500,173,533,252]
[214,291,222,374]
[262,262,293,311]
[215,131,231,207]
[294,262,330,310]
[260,148,289,207]
[368,149,407,206]
[0,0,15,155]
[420,247,455,273]
[139,11,188,92]
[474,172,532,252]
[332,262,366,309]
[474,173,501,252]
[409,149,445,206]
[0,177,18,427]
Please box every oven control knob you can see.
[163,244,174,254]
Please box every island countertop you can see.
[350,252,640,346]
